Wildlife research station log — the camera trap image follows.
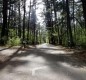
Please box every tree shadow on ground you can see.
[37,48,66,50]
[16,48,86,68]
[0,46,86,70]
[14,48,86,80]
[0,46,28,69]
[0,46,12,51]
[39,49,86,67]
[0,46,86,80]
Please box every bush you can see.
[7,37,21,46]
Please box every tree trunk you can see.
[23,0,26,47]
[18,0,21,38]
[66,0,74,47]
[81,0,86,28]
[1,0,8,44]
[27,0,31,42]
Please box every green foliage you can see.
[9,29,17,38]
[7,37,21,46]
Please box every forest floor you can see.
[0,43,86,80]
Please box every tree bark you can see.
[23,0,26,47]
[27,0,31,42]
[1,0,8,44]
[81,0,86,28]
[66,0,74,47]
[18,0,21,38]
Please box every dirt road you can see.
[0,43,86,80]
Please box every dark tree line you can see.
[43,0,86,47]
[0,0,86,47]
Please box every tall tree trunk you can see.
[23,0,26,47]
[52,0,57,44]
[33,0,36,44]
[14,4,17,37]
[66,0,74,47]
[18,0,21,38]
[1,0,8,44]
[45,0,52,44]
[8,0,11,38]
[27,0,31,42]
[81,0,86,28]
[73,0,76,44]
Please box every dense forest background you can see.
[0,0,86,48]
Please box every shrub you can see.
[7,37,21,46]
